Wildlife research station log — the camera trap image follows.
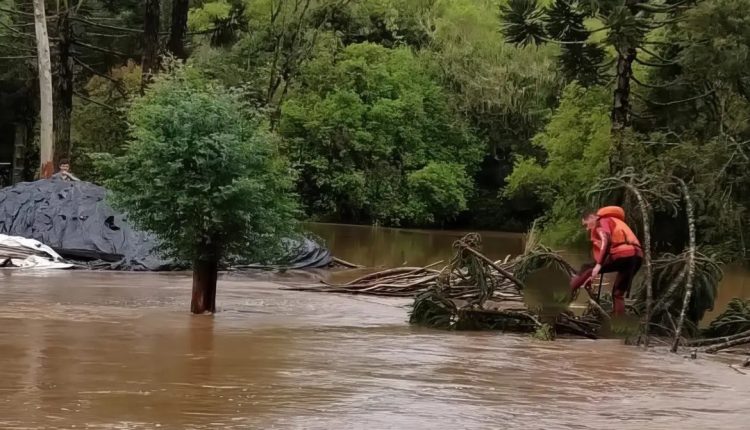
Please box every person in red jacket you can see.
[570,206,643,316]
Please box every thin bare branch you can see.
[635,57,679,67]
[72,39,129,57]
[632,75,683,89]
[633,89,716,107]
[72,56,127,96]
[73,90,116,110]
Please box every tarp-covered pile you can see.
[0,179,332,271]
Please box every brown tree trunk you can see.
[53,9,73,166]
[167,0,190,59]
[610,47,637,174]
[191,255,219,314]
[141,0,161,94]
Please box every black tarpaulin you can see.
[0,179,332,270]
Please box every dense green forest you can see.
[1,0,748,262]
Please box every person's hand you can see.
[591,263,602,279]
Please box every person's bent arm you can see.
[591,229,610,278]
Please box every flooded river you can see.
[1,224,749,429]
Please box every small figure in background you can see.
[51,158,80,181]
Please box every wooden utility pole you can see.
[32,0,54,178]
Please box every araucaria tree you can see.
[102,65,298,314]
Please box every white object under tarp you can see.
[0,234,73,269]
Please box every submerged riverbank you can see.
[1,270,749,429]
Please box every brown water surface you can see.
[0,224,749,429]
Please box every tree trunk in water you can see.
[627,183,653,346]
[141,0,161,94]
[610,47,637,174]
[32,0,54,178]
[671,179,696,353]
[53,9,73,166]
[167,0,190,59]
[191,256,218,314]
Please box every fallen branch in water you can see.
[462,246,525,291]
[686,329,750,347]
[288,252,520,300]
[332,256,363,268]
[704,335,750,354]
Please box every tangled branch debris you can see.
[287,234,523,300]
[288,233,605,338]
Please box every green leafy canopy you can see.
[279,42,482,226]
[505,82,612,244]
[99,64,299,264]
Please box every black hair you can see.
[59,158,70,166]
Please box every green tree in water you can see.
[505,83,611,244]
[101,65,298,314]
[279,42,482,226]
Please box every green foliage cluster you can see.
[71,61,142,182]
[705,298,750,338]
[280,43,482,225]
[99,65,298,265]
[505,83,611,244]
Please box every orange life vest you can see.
[590,206,642,262]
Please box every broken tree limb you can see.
[331,256,363,268]
[463,246,526,291]
[345,266,431,285]
[584,287,612,322]
[687,329,750,347]
[704,335,750,354]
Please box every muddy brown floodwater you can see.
[0,224,748,429]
